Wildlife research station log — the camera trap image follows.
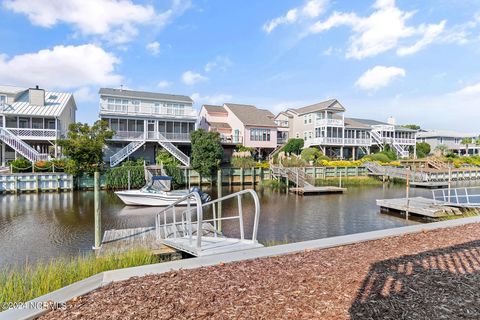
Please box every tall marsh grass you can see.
[0,250,159,310]
[315,176,383,187]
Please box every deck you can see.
[377,197,480,218]
[289,186,346,195]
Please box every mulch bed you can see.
[41,223,480,319]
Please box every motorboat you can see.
[115,175,210,206]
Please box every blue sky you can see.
[0,0,479,131]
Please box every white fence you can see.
[0,173,74,192]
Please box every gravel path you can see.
[42,223,480,319]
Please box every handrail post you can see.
[251,190,260,243]
[195,193,203,253]
[187,196,192,245]
[237,195,244,240]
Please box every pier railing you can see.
[155,189,261,256]
[432,187,480,207]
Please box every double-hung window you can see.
[250,128,271,141]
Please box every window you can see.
[131,100,140,112]
[154,103,161,114]
[46,119,56,130]
[107,98,128,112]
[0,95,6,105]
[303,115,307,124]
[308,131,313,139]
[250,128,271,141]
[308,114,312,124]
[296,133,299,138]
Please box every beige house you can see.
[277,99,416,159]
[0,85,76,166]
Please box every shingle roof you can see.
[0,91,74,117]
[203,105,227,113]
[209,121,231,129]
[288,99,345,115]
[345,118,417,132]
[344,117,372,129]
[224,103,276,127]
[99,88,193,103]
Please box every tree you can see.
[300,147,321,162]
[461,137,473,156]
[190,129,223,177]
[434,144,449,156]
[58,120,114,175]
[402,124,421,130]
[283,138,304,155]
[415,142,431,158]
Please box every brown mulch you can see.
[41,223,480,320]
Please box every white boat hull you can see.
[115,190,192,206]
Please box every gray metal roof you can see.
[0,85,26,95]
[288,99,345,115]
[344,117,372,129]
[224,103,276,127]
[209,121,232,129]
[0,91,73,117]
[99,88,193,103]
[203,105,227,113]
[417,130,478,139]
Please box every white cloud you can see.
[181,71,207,85]
[157,80,171,88]
[263,0,328,33]
[191,93,232,105]
[146,41,160,55]
[0,44,121,89]
[397,20,446,56]
[355,65,406,91]
[308,0,446,59]
[204,56,232,72]
[453,82,480,96]
[3,0,190,43]
[73,87,96,102]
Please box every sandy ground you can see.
[42,223,480,319]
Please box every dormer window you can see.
[48,94,58,100]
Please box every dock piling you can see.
[93,171,102,250]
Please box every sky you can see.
[0,0,479,132]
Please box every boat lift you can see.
[155,189,263,256]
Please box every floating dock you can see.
[289,186,346,195]
[97,223,218,259]
[409,181,449,189]
[377,197,480,218]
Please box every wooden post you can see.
[229,168,233,186]
[252,167,256,185]
[240,168,244,186]
[339,170,342,188]
[217,169,222,233]
[93,171,102,249]
[405,169,410,220]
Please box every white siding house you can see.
[99,88,196,166]
[0,85,76,166]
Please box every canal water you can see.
[0,184,442,268]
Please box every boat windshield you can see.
[141,175,172,193]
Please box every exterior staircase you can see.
[370,129,409,158]
[110,140,145,167]
[363,161,427,181]
[271,165,315,188]
[0,127,49,162]
[157,132,190,166]
[392,141,410,158]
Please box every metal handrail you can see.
[432,187,480,206]
[155,189,261,254]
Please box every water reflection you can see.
[0,184,458,267]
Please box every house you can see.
[0,85,76,166]
[276,99,417,159]
[417,130,479,155]
[98,88,196,166]
[199,103,278,159]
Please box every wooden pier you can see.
[377,197,480,218]
[97,223,218,258]
[289,186,346,195]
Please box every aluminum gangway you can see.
[432,187,480,207]
[155,189,263,256]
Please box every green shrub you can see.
[300,147,321,162]
[283,138,304,155]
[235,145,255,153]
[362,153,391,163]
[105,164,145,190]
[10,158,32,173]
[231,156,257,168]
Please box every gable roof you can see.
[417,130,478,139]
[344,117,372,129]
[288,99,345,115]
[203,104,227,113]
[0,90,74,117]
[0,85,26,95]
[99,88,193,103]
[224,103,276,127]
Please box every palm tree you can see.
[461,137,473,156]
[434,144,449,156]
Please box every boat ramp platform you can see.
[98,189,263,258]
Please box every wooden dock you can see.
[289,186,346,195]
[409,181,449,188]
[377,197,480,218]
[97,223,218,258]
